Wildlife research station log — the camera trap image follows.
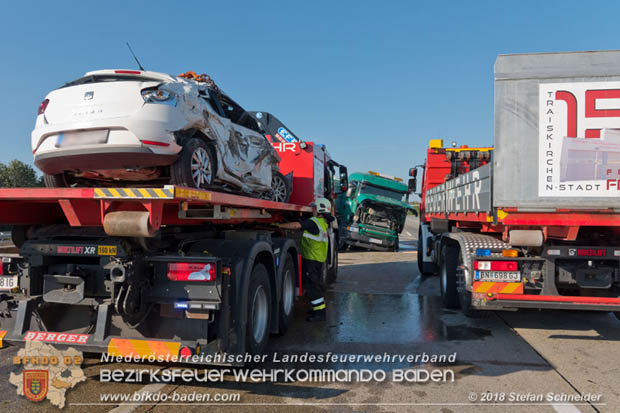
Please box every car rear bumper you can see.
[34,146,179,174]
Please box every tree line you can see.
[0,160,43,187]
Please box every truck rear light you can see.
[38,99,49,115]
[167,262,215,282]
[475,248,492,256]
[502,249,518,257]
[474,261,518,271]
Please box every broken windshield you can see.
[360,183,407,202]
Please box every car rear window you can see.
[59,75,161,89]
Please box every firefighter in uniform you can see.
[278,197,333,322]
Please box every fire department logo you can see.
[23,370,49,402]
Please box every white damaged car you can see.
[31,69,290,202]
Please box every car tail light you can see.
[140,140,170,147]
[38,99,49,115]
[474,261,518,271]
[167,262,216,282]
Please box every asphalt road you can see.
[1,216,618,412]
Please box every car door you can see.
[217,94,274,188]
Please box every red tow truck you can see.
[413,51,620,316]
[0,183,325,361]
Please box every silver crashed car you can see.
[31,69,290,202]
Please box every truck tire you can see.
[327,249,338,284]
[456,250,484,318]
[170,138,216,188]
[319,262,329,289]
[43,173,70,188]
[393,237,400,252]
[246,264,272,354]
[417,228,435,276]
[440,245,460,309]
[278,256,296,334]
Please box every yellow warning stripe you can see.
[107,338,181,358]
[474,282,495,293]
[93,188,174,199]
[175,187,212,201]
[474,281,524,294]
[0,330,6,348]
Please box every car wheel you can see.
[278,255,296,334]
[170,138,215,188]
[246,264,272,354]
[270,171,290,203]
[43,173,70,188]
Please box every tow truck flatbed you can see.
[0,186,311,235]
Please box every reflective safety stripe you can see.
[311,297,325,305]
[312,303,326,311]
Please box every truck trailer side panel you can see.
[494,50,620,210]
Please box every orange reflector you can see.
[502,249,518,257]
[107,338,181,359]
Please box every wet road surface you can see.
[2,220,618,412]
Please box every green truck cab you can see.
[336,171,413,251]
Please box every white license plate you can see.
[57,129,109,147]
[0,275,17,290]
[475,271,521,282]
[369,238,383,245]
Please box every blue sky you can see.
[0,0,616,180]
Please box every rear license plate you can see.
[475,271,521,282]
[0,275,17,290]
[369,238,383,245]
[57,129,109,147]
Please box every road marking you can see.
[405,231,411,236]
[552,403,581,413]
[107,383,167,413]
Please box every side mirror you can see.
[339,167,348,192]
[409,168,417,177]
[346,184,354,198]
[408,178,417,193]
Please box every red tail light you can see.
[167,262,215,282]
[38,99,49,115]
[115,70,141,74]
[474,261,518,271]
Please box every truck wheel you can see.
[43,173,70,188]
[246,264,272,354]
[270,171,290,203]
[417,228,435,276]
[440,245,460,309]
[170,138,216,188]
[278,256,296,334]
[327,249,338,284]
[319,262,329,289]
[456,250,484,318]
[393,237,400,252]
